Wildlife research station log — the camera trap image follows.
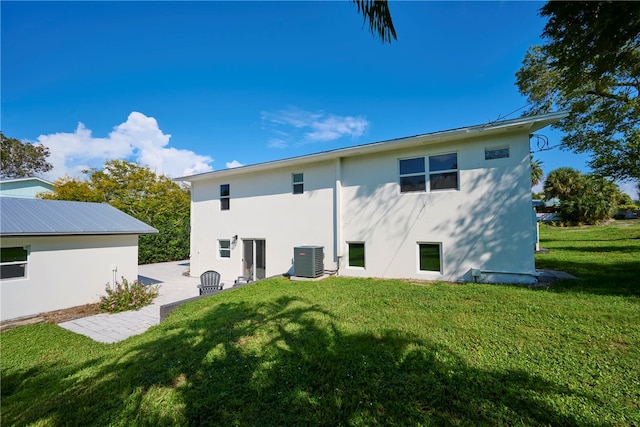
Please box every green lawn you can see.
[2,221,639,426]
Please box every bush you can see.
[99,277,159,313]
[558,194,614,225]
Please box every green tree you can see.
[42,160,190,264]
[531,156,543,187]
[0,132,53,178]
[516,2,640,183]
[543,167,583,200]
[543,167,625,224]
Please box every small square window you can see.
[293,173,304,194]
[220,184,230,210]
[418,243,441,272]
[485,147,509,160]
[348,242,365,268]
[219,240,231,258]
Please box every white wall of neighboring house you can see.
[1,234,139,321]
[189,129,537,285]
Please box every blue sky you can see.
[2,1,635,197]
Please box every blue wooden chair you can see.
[197,270,223,295]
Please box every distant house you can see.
[177,112,567,286]
[0,198,157,321]
[0,177,54,198]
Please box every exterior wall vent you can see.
[293,246,324,278]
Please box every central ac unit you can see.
[293,246,324,278]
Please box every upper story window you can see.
[399,157,426,193]
[485,146,509,160]
[429,153,458,191]
[399,153,458,193]
[1,246,29,279]
[292,173,304,194]
[220,184,230,210]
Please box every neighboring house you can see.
[0,198,157,321]
[178,111,567,286]
[0,176,54,198]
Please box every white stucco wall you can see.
[189,130,536,285]
[339,132,535,283]
[1,234,139,321]
[190,161,337,285]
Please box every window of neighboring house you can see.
[1,246,29,279]
[348,242,365,268]
[418,243,442,273]
[293,173,304,194]
[399,157,426,193]
[485,146,510,160]
[220,184,230,210]
[429,153,458,191]
[218,239,231,258]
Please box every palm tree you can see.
[352,0,397,43]
[543,167,583,200]
[531,156,543,187]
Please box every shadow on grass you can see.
[3,296,599,426]
[536,257,640,297]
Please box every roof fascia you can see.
[176,111,568,183]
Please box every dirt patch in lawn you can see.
[1,304,101,332]
[42,303,101,323]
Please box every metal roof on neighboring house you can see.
[0,197,158,237]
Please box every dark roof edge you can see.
[176,111,568,182]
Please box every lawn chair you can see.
[234,266,253,286]
[197,270,223,295]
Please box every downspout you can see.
[333,157,343,273]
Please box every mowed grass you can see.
[2,222,639,426]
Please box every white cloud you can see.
[226,160,244,168]
[267,138,288,149]
[36,112,213,180]
[261,106,369,147]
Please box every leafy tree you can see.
[543,167,626,224]
[516,2,640,183]
[0,132,53,178]
[42,160,190,264]
[531,156,543,187]
[351,0,396,43]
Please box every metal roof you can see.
[176,111,569,182]
[0,198,158,237]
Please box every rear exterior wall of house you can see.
[189,131,536,285]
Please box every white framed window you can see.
[485,146,510,160]
[292,173,304,194]
[1,246,29,279]
[399,157,426,193]
[418,242,442,273]
[220,184,230,210]
[218,240,231,258]
[347,242,365,268]
[429,153,458,191]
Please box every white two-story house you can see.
[177,112,566,286]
